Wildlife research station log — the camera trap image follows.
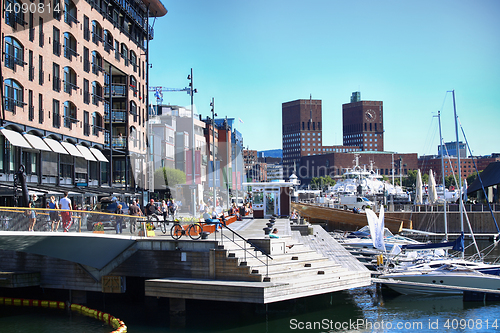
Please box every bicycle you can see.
[170,221,203,240]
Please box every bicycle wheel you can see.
[188,223,203,240]
[170,223,183,240]
[160,221,167,234]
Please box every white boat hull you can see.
[379,270,500,295]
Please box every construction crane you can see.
[148,86,193,105]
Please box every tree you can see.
[310,176,335,190]
[154,167,186,190]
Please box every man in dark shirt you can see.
[129,202,142,216]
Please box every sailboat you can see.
[377,90,500,295]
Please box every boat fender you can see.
[376,254,384,266]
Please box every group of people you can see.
[26,192,73,232]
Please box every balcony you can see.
[105,109,127,122]
[64,12,78,27]
[64,46,78,60]
[92,62,104,75]
[63,115,78,129]
[92,93,103,106]
[92,32,103,46]
[104,84,126,97]
[64,81,79,95]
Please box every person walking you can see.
[59,191,72,232]
[161,200,168,222]
[27,194,37,231]
[115,204,124,234]
[168,199,177,219]
[48,196,60,231]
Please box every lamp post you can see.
[225,116,230,210]
[210,98,217,211]
[234,130,239,206]
[187,68,197,216]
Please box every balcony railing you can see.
[64,46,78,60]
[92,32,103,46]
[63,115,78,129]
[64,81,79,95]
[104,84,126,97]
[4,97,25,113]
[92,62,104,75]
[92,124,103,137]
[64,11,78,27]
[92,93,103,106]
[105,109,127,122]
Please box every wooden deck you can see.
[144,218,371,304]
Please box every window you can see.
[83,79,90,104]
[63,101,77,129]
[64,0,77,26]
[53,27,61,56]
[83,15,90,41]
[38,55,44,85]
[38,94,43,124]
[4,36,24,70]
[92,21,103,45]
[83,111,90,136]
[83,47,90,72]
[52,99,61,128]
[130,51,137,72]
[91,51,103,75]
[4,79,24,113]
[63,32,78,61]
[39,17,44,47]
[28,50,34,81]
[53,63,61,92]
[121,44,129,66]
[92,112,102,136]
[28,90,34,121]
[63,66,78,95]
[92,81,102,106]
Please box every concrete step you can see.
[249,258,336,274]
[262,263,349,282]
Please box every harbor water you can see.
[1,242,498,332]
[1,285,500,333]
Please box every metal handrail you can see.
[218,223,273,278]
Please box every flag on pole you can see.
[239,118,244,124]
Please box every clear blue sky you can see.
[148,0,500,157]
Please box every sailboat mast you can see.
[452,90,464,258]
[437,110,448,241]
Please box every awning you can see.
[76,145,97,161]
[0,128,32,148]
[89,147,109,162]
[43,138,69,154]
[60,142,84,157]
[23,133,51,151]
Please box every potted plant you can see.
[138,222,155,237]
[93,222,104,234]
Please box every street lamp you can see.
[210,98,217,211]
[187,69,197,216]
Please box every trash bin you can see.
[201,231,210,239]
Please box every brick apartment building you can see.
[0,0,166,206]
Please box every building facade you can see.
[0,0,166,206]
[342,92,384,152]
[282,98,322,177]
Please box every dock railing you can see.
[0,207,145,234]
[218,224,273,279]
